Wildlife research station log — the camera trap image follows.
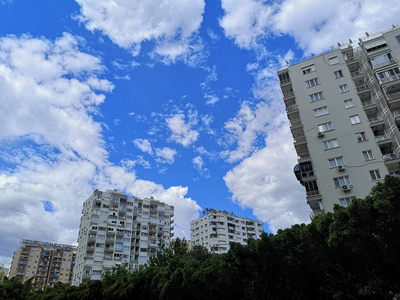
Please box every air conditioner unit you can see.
[338,165,345,171]
[318,131,324,137]
[342,184,352,191]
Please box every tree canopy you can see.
[2,176,400,299]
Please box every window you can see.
[302,64,316,74]
[328,157,345,168]
[329,56,339,65]
[314,106,329,117]
[334,70,343,78]
[339,84,349,93]
[369,170,381,180]
[356,132,367,142]
[309,91,324,102]
[340,196,355,207]
[350,115,361,124]
[344,99,354,108]
[397,36,400,43]
[323,139,339,150]
[334,176,351,188]
[377,67,400,79]
[318,121,334,132]
[371,53,393,68]
[306,78,319,87]
[362,150,374,160]
[279,72,290,84]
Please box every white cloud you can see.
[219,0,274,49]
[155,147,177,164]
[192,155,210,178]
[166,113,199,147]
[220,0,400,55]
[133,138,153,155]
[0,33,200,266]
[224,124,310,233]
[75,0,206,62]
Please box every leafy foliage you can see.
[2,176,400,299]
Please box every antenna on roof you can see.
[285,60,289,66]
[311,53,315,57]
[349,39,353,44]
[337,42,341,47]
[365,32,369,37]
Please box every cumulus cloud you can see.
[155,147,177,165]
[192,155,210,178]
[224,124,310,233]
[0,33,200,266]
[219,0,274,49]
[75,0,206,63]
[220,0,400,55]
[166,113,199,147]
[133,138,153,155]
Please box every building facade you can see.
[72,189,174,286]
[278,27,400,217]
[0,264,9,282]
[190,208,264,254]
[8,240,76,289]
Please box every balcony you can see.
[357,85,370,94]
[379,73,400,85]
[375,134,391,144]
[383,153,400,174]
[286,104,299,114]
[373,58,397,70]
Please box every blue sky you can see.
[1,0,399,266]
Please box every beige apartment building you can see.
[278,27,400,217]
[9,240,76,289]
[72,189,174,285]
[190,208,264,254]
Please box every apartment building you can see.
[0,264,9,282]
[72,189,174,285]
[190,208,264,254]
[278,27,400,217]
[8,240,76,289]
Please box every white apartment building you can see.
[278,27,400,217]
[9,240,76,289]
[190,208,264,254]
[72,189,174,285]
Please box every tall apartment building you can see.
[278,27,400,217]
[8,240,76,289]
[190,208,264,254]
[72,189,174,285]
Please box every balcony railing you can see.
[362,100,375,107]
[283,92,294,99]
[280,78,291,84]
[379,73,400,84]
[375,134,390,142]
[368,116,383,124]
[306,190,320,197]
[357,85,369,92]
[286,104,298,113]
[386,91,400,100]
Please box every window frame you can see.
[356,131,367,142]
[306,78,320,88]
[318,121,334,133]
[339,196,355,207]
[329,56,339,65]
[314,106,329,117]
[339,84,349,93]
[334,70,344,79]
[350,115,361,124]
[344,99,354,108]
[328,156,345,168]
[362,150,374,160]
[323,138,339,150]
[309,91,324,102]
[333,176,351,188]
[369,169,382,181]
